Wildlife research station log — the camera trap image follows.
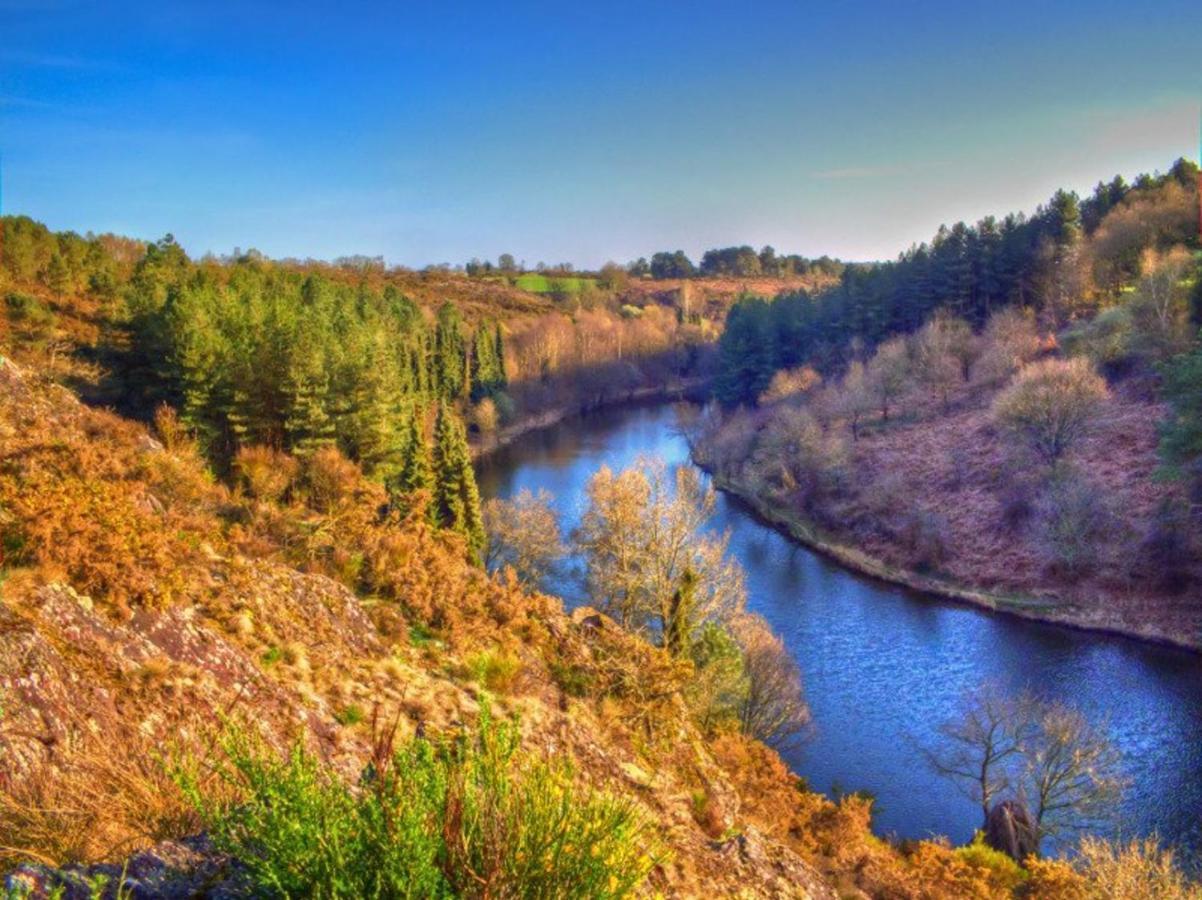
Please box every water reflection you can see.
[476,402,1202,861]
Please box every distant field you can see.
[514,273,595,295]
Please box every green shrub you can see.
[466,647,522,693]
[174,709,661,898]
[260,646,283,667]
[549,660,594,698]
[954,832,1025,890]
[3,292,55,333]
[334,704,365,726]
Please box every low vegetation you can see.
[175,709,661,899]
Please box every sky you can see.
[2,0,1200,267]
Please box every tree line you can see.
[714,158,1200,407]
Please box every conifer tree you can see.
[389,405,435,515]
[431,403,485,561]
[283,338,336,457]
[434,302,466,401]
[470,319,507,400]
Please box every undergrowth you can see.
[173,707,663,899]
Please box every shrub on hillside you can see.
[750,406,848,507]
[898,509,951,572]
[975,307,1043,387]
[234,444,298,502]
[758,366,821,406]
[300,446,363,513]
[993,358,1109,464]
[1034,469,1113,579]
[176,710,663,899]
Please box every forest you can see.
[699,157,1202,647]
[2,158,1202,898]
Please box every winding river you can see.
[475,402,1202,861]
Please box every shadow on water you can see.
[476,402,1202,862]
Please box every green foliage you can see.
[1159,345,1202,484]
[388,406,434,515]
[513,273,594,295]
[434,302,467,401]
[334,704,365,726]
[175,711,662,899]
[710,162,1197,388]
[470,320,507,401]
[97,238,509,474]
[954,832,1026,889]
[715,297,775,406]
[466,647,522,693]
[432,404,485,561]
[3,293,55,337]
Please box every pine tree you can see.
[470,319,507,400]
[46,251,71,297]
[431,403,485,561]
[389,405,434,515]
[283,339,336,457]
[434,302,465,401]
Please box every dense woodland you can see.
[699,158,1202,646]
[3,157,1202,897]
[716,158,1201,405]
[0,217,726,557]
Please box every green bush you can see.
[466,647,522,693]
[3,292,55,333]
[954,832,1025,890]
[175,709,661,898]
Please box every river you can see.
[475,401,1202,861]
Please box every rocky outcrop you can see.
[984,800,1038,861]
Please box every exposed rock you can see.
[984,799,1038,861]
[3,835,238,899]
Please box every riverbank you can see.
[700,463,1202,654]
[469,376,709,460]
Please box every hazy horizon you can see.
[3,1,1199,268]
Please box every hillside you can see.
[3,305,1190,896]
[697,160,1202,650]
[694,358,1201,648]
[0,352,1094,900]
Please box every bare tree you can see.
[734,613,810,748]
[927,684,1125,854]
[975,307,1042,387]
[482,488,564,585]
[758,366,822,406]
[1024,701,1125,843]
[574,457,745,652]
[865,336,911,421]
[993,357,1109,464]
[914,314,974,412]
[924,684,1035,827]
[836,360,873,440]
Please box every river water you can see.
[475,402,1202,860]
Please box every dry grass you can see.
[0,734,199,867]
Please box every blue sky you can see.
[2,1,1199,266]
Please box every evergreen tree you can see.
[471,319,507,400]
[431,403,485,561]
[715,298,775,406]
[46,252,71,297]
[283,336,336,457]
[388,405,435,517]
[434,302,466,401]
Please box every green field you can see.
[514,273,595,295]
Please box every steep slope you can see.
[0,357,839,897]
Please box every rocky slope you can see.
[0,357,841,897]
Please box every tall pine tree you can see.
[388,404,435,518]
[431,403,485,561]
[434,302,466,401]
